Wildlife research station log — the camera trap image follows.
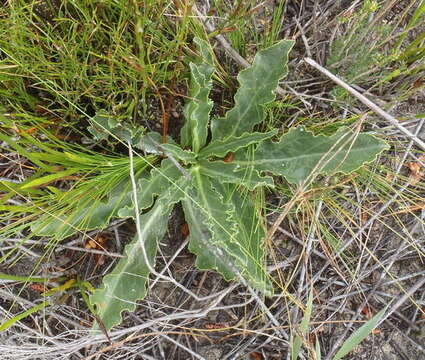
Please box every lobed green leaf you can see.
[136,131,163,154]
[159,143,197,164]
[90,176,189,331]
[182,170,272,294]
[233,127,389,185]
[90,199,172,331]
[180,37,215,153]
[190,170,238,248]
[182,190,236,281]
[211,40,294,141]
[88,110,143,144]
[220,183,273,294]
[198,159,274,190]
[118,159,185,218]
[198,130,277,158]
[136,131,178,154]
[31,159,181,240]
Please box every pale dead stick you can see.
[304,57,425,151]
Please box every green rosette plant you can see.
[32,37,388,330]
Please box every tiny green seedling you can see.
[32,37,388,330]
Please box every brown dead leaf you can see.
[181,222,190,238]
[221,27,237,33]
[204,322,227,330]
[29,284,48,293]
[223,152,234,163]
[85,235,108,250]
[413,78,423,89]
[96,254,105,266]
[406,159,424,185]
[249,352,264,360]
[361,305,373,319]
[85,235,109,267]
[385,171,395,182]
[361,210,369,223]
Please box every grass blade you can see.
[315,338,321,360]
[0,301,49,332]
[333,307,387,360]
[291,287,314,360]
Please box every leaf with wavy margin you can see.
[160,143,197,164]
[136,131,179,154]
[30,177,135,240]
[212,40,294,141]
[182,171,273,294]
[31,159,180,239]
[199,130,277,158]
[90,177,189,330]
[180,38,215,152]
[218,183,273,294]
[233,127,389,185]
[182,190,236,281]
[198,159,274,190]
[118,159,184,218]
[88,110,142,144]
